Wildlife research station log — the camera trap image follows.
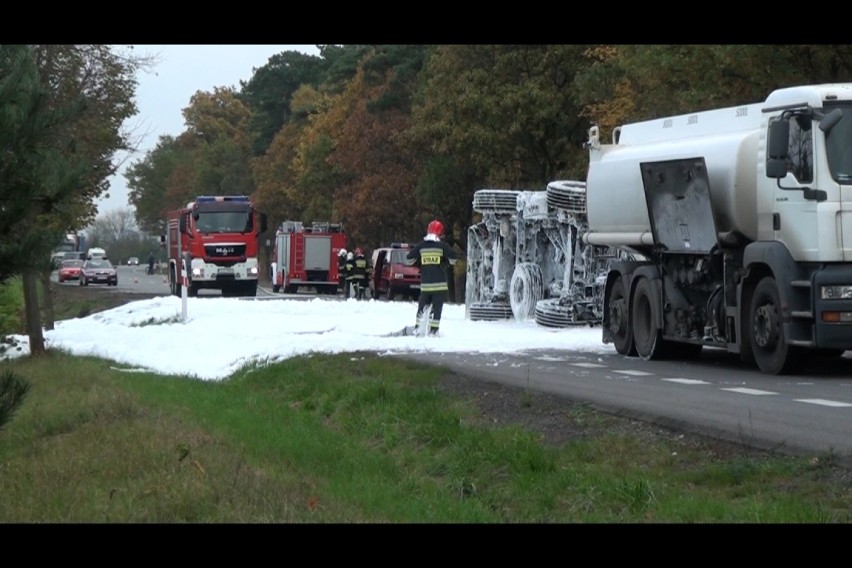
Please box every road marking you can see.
[722,387,777,396]
[613,369,654,376]
[794,398,852,407]
[662,378,710,385]
[571,362,607,368]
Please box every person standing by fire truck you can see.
[344,251,356,298]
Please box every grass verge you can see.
[1,350,850,523]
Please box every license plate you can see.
[218,268,234,274]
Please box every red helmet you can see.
[355,247,363,256]
[427,219,444,236]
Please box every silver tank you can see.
[585,102,763,245]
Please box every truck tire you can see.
[188,282,199,297]
[534,298,587,328]
[272,284,281,293]
[468,301,513,321]
[386,286,396,301]
[631,277,668,360]
[749,276,803,375]
[607,278,635,356]
[510,263,543,321]
[472,189,521,214]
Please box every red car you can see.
[58,259,84,283]
[369,243,421,300]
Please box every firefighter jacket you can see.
[407,235,458,294]
[352,254,369,282]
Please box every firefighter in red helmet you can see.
[406,219,458,335]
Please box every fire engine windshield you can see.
[824,103,852,184]
[195,211,253,233]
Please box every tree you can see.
[0,45,143,354]
[126,135,186,234]
[238,48,325,155]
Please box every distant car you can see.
[80,258,118,287]
[127,257,139,266]
[86,247,107,260]
[63,251,87,261]
[58,259,84,283]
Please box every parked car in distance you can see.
[80,258,118,286]
[127,257,139,266]
[58,259,84,283]
[369,242,421,301]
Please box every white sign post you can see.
[181,259,188,321]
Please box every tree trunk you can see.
[21,269,45,356]
[39,270,55,331]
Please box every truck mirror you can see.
[179,215,187,234]
[766,117,790,179]
[819,108,843,133]
[260,213,268,234]
[160,235,165,244]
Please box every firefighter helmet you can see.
[338,248,347,257]
[427,219,444,236]
[347,252,354,260]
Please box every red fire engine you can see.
[270,221,347,295]
[163,195,267,297]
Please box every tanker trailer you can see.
[585,83,852,374]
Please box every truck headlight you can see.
[249,266,258,275]
[192,267,203,277]
[393,273,403,279]
[821,285,852,300]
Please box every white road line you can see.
[571,362,607,368]
[614,370,654,376]
[722,387,777,396]
[662,378,711,385]
[794,398,852,408]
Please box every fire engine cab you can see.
[369,242,421,300]
[270,221,347,295]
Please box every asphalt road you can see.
[404,347,852,464]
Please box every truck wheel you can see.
[608,278,635,356]
[188,282,199,297]
[510,263,543,321]
[749,276,802,374]
[473,189,522,214]
[386,286,396,301]
[468,301,513,321]
[632,277,667,360]
[272,284,281,293]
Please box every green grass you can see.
[1,350,850,523]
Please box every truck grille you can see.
[204,244,246,258]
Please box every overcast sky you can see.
[4,292,612,381]
[97,45,321,216]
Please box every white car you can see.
[127,257,140,266]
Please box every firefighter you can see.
[351,248,369,300]
[407,219,458,335]
[344,251,356,298]
[338,248,349,296]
